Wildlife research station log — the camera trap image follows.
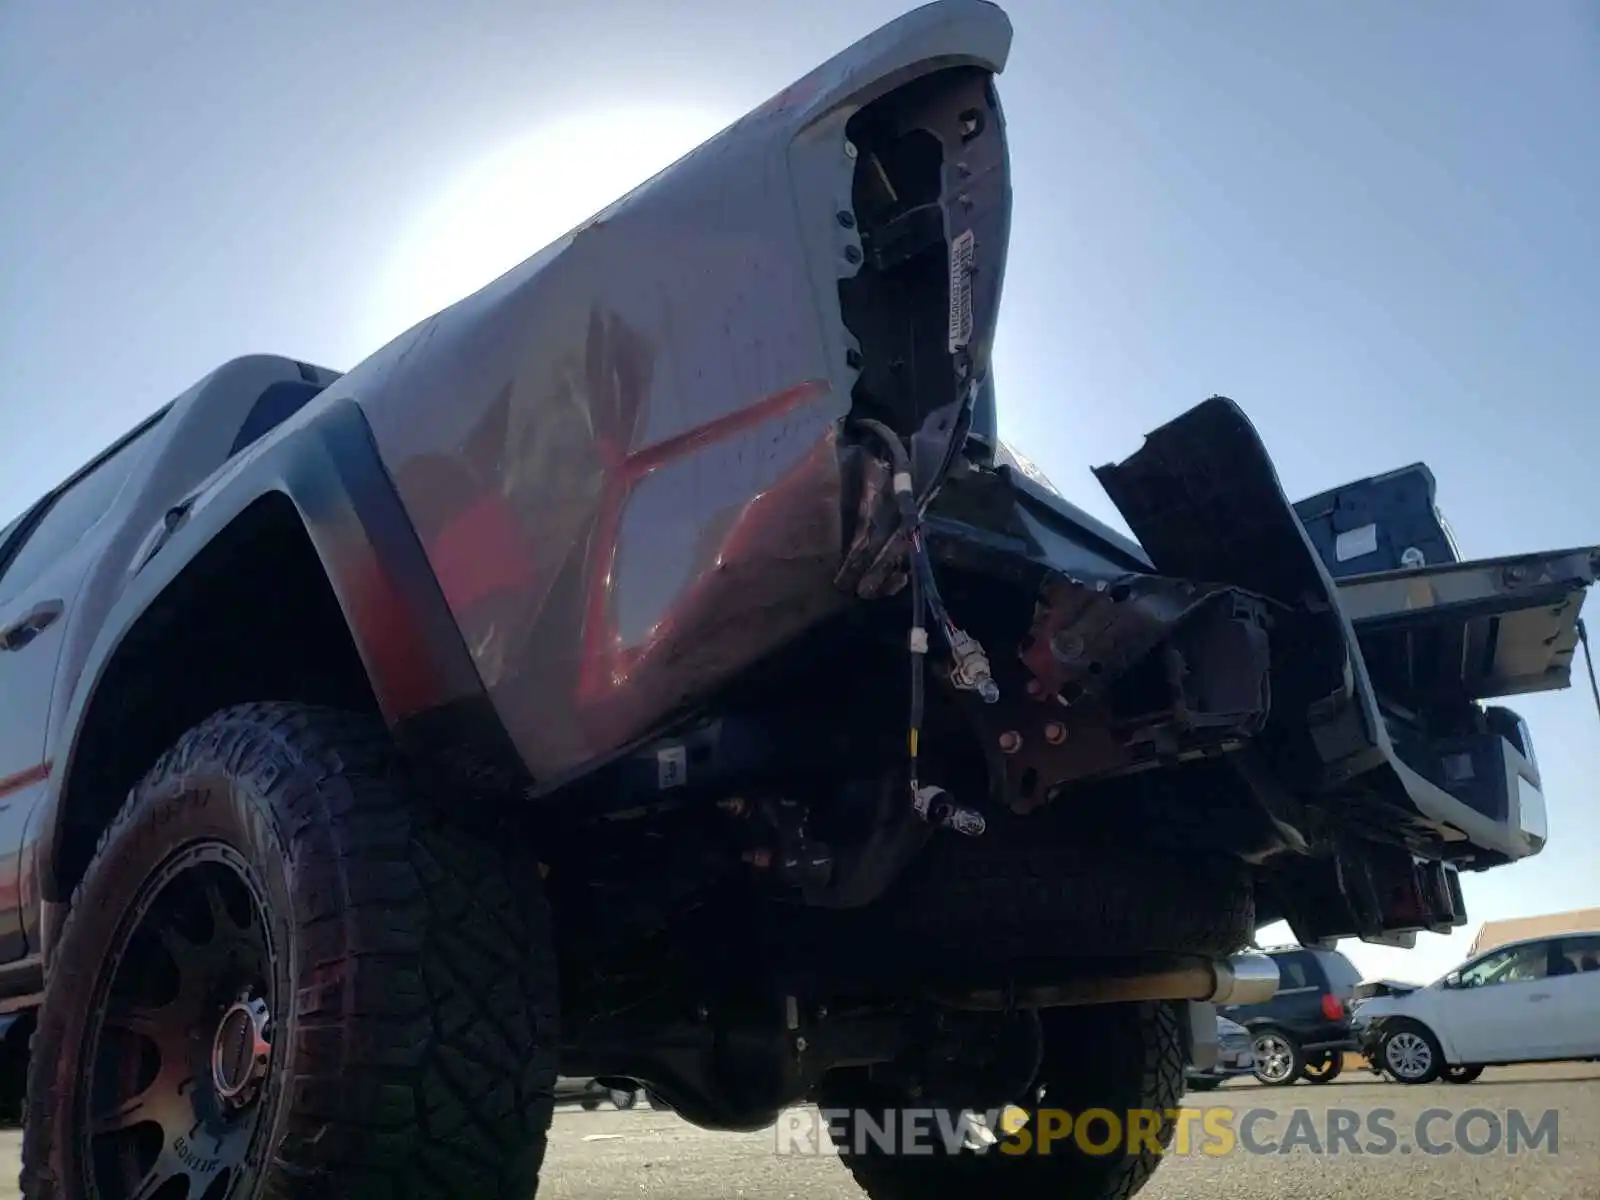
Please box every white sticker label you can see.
[656,745,688,790]
[1334,522,1379,562]
[948,228,976,352]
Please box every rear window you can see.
[0,414,164,604]
[1272,952,1315,990]
[229,380,327,457]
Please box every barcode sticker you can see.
[948,228,976,352]
[657,746,688,790]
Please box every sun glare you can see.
[364,104,737,350]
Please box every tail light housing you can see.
[1321,993,1346,1021]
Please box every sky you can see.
[2,0,1597,984]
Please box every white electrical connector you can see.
[947,628,1000,703]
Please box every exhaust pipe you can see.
[941,952,1281,1011]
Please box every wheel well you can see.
[1380,1015,1441,1044]
[53,492,380,899]
[1245,1020,1294,1040]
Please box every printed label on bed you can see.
[657,745,688,789]
[948,228,976,352]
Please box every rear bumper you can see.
[934,399,1592,875]
[1354,1023,1386,1060]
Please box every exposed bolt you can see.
[844,244,862,264]
[795,1036,809,1053]
[998,731,1022,754]
[1044,722,1067,745]
[836,210,856,228]
[1051,630,1086,661]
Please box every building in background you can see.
[1467,908,1600,957]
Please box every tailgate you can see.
[1090,398,1591,866]
[1334,547,1600,704]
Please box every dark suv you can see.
[1222,946,1364,1085]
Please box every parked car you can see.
[1186,1015,1256,1090]
[1223,946,1363,1085]
[554,1076,640,1111]
[3,3,1595,1199]
[1353,932,1600,1084]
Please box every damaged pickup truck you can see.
[5,2,1596,1198]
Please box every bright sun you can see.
[364,104,737,350]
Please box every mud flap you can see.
[1093,396,1388,791]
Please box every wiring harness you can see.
[850,417,996,837]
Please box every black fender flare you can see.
[36,397,493,921]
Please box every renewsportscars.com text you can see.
[775,1105,1561,1159]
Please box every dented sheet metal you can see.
[323,1,1014,789]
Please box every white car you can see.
[1352,931,1600,1083]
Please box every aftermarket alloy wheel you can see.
[23,704,560,1199]
[818,1001,1187,1200]
[1251,1030,1303,1087]
[1380,1021,1445,1085]
[1300,1050,1344,1085]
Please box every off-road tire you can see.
[818,1001,1186,1200]
[1443,1064,1484,1084]
[22,703,559,1199]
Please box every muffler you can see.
[940,952,1281,1011]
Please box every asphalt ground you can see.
[536,1061,1600,1200]
[1,1062,1593,1198]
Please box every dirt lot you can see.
[2,1062,1594,1198]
